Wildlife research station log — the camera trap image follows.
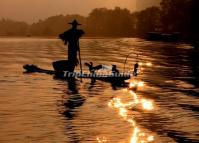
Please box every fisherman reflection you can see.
[60,78,85,120]
[56,78,85,143]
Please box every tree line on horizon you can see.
[0,0,198,45]
[0,7,160,37]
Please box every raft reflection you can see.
[108,80,155,143]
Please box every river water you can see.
[0,38,198,143]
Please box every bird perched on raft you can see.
[112,65,120,75]
[84,62,103,74]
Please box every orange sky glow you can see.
[0,0,160,23]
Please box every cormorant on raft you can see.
[133,62,139,76]
[112,65,120,75]
[84,62,103,74]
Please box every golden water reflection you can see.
[138,62,153,74]
[96,137,108,143]
[108,80,155,143]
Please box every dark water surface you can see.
[0,38,198,143]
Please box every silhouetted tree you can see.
[190,0,199,48]
[160,0,199,46]
[29,15,86,36]
[135,6,161,37]
[86,7,133,37]
[0,18,29,36]
[160,0,192,34]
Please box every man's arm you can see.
[59,31,69,45]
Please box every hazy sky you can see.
[0,0,160,23]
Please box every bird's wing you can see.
[85,63,90,66]
[94,65,103,70]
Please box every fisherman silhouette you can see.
[53,19,84,74]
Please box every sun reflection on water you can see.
[129,80,145,90]
[96,137,107,143]
[108,80,155,143]
[146,62,152,67]
[138,62,153,74]
[139,62,152,67]
[141,99,154,110]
